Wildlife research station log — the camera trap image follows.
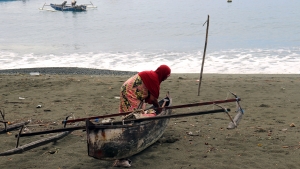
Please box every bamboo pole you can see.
[1,131,71,156]
[16,108,229,137]
[62,98,239,124]
[0,121,31,134]
[198,15,210,96]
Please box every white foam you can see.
[0,47,299,74]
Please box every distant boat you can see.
[50,1,86,11]
[39,1,97,12]
[227,0,232,2]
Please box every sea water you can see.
[0,0,299,73]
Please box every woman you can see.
[114,65,171,167]
[119,64,171,113]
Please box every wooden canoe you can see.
[86,98,172,160]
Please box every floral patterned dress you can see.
[119,74,149,113]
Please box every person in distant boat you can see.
[119,64,171,113]
[114,65,171,168]
[71,0,76,6]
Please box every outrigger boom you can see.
[16,108,230,138]
[62,98,241,124]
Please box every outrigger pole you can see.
[61,98,240,124]
[16,108,230,138]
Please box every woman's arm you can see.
[148,94,159,107]
[148,94,162,113]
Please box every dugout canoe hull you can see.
[86,99,172,160]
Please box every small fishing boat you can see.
[85,93,243,160]
[50,1,86,11]
[39,1,97,12]
[8,93,243,161]
[86,98,172,160]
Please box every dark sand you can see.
[0,71,300,169]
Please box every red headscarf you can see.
[138,65,171,102]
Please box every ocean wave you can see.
[1,48,299,74]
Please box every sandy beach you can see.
[0,69,300,169]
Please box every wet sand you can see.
[0,70,300,169]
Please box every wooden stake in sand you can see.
[198,15,210,96]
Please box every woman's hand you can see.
[149,94,161,113]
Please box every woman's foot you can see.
[112,159,132,168]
